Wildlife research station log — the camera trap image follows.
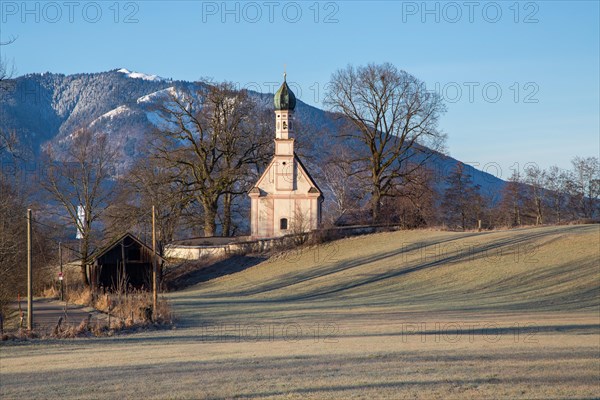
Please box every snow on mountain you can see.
[117,68,167,82]
[137,87,178,104]
[90,105,132,126]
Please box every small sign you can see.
[76,205,85,239]
[58,272,64,281]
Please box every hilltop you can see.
[170,224,600,322]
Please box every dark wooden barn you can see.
[90,233,164,291]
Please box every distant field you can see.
[1,225,599,399]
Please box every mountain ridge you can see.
[1,69,507,198]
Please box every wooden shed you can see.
[90,233,164,291]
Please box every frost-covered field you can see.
[2,225,599,399]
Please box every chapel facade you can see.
[248,75,323,238]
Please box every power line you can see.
[19,216,82,256]
[20,204,162,258]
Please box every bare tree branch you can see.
[325,63,446,222]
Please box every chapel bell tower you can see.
[248,72,323,238]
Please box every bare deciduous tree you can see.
[324,62,446,222]
[151,82,271,237]
[499,171,525,227]
[0,179,26,319]
[524,164,546,225]
[42,128,117,287]
[0,38,23,316]
[0,37,17,155]
[569,156,600,219]
[0,129,18,156]
[0,130,53,321]
[390,165,439,228]
[441,163,483,231]
[290,204,311,245]
[320,143,366,225]
[0,35,16,89]
[216,92,272,236]
[544,166,570,223]
[104,156,189,252]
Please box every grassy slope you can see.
[1,225,599,400]
[170,224,600,325]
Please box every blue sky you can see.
[1,0,598,178]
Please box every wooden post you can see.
[26,209,33,331]
[478,219,482,232]
[152,205,158,320]
[121,241,126,294]
[90,259,95,303]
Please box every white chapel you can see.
[249,75,323,238]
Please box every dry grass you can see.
[8,284,173,340]
[1,225,599,399]
[55,289,173,338]
[92,291,173,325]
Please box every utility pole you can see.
[152,205,158,320]
[26,209,33,331]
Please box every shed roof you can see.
[90,232,165,264]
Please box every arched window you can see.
[280,218,288,230]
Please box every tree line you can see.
[321,151,599,231]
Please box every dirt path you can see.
[6,298,107,333]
